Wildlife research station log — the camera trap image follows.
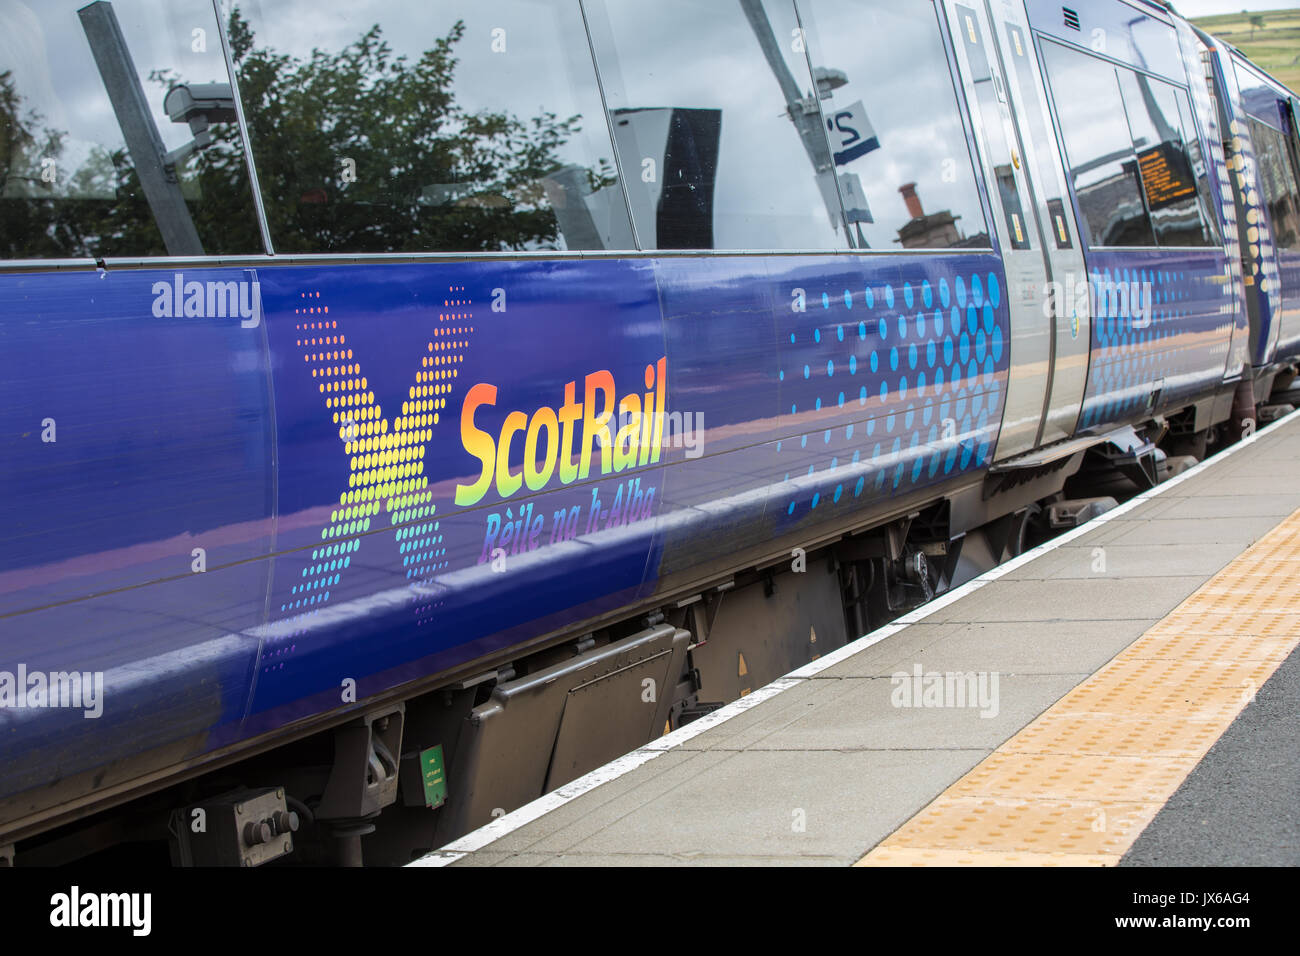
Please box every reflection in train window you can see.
[1040,41,1155,248]
[1174,91,1223,247]
[583,0,846,251]
[1004,21,1073,249]
[1116,70,1215,247]
[799,0,991,250]
[0,0,261,258]
[232,0,632,254]
[947,4,1029,250]
[1247,117,1300,252]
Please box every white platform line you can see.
[408,406,1300,867]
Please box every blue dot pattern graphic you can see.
[1079,255,1235,431]
[778,265,1009,519]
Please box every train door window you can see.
[1116,69,1214,247]
[0,0,262,258]
[950,4,1031,250]
[1039,41,1156,248]
[232,0,633,254]
[583,0,846,251]
[795,0,991,250]
[1246,116,1300,251]
[1003,21,1071,249]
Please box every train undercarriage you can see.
[6,368,1296,868]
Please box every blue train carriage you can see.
[1206,35,1300,387]
[0,0,1295,866]
[1026,0,1250,450]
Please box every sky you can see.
[1174,0,1299,16]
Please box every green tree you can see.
[0,9,603,258]
[1,65,253,258]
[223,8,597,253]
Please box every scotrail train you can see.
[1,0,1298,866]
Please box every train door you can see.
[1271,97,1300,357]
[1216,52,1283,369]
[942,0,1090,460]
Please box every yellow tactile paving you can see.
[953,752,1198,803]
[1138,606,1300,637]
[862,846,1114,866]
[881,796,1162,856]
[1002,713,1227,758]
[857,505,1300,867]
[1124,630,1294,662]
[1063,658,1270,716]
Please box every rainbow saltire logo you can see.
[275,285,472,623]
[274,283,665,638]
[455,357,668,507]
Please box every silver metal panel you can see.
[989,0,1092,442]
[987,432,1103,471]
[944,0,1053,461]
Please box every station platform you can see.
[413,411,1300,867]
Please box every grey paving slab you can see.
[817,619,1159,677]
[748,674,1083,751]
[480,752,748,856]
[919,575,1207,623]
[1222,449,1300,469]
[485,848,841,867]
[1100,492,1300,519]
[538,851,842,866]
[812,623,958,677]
[1099,514,1285,547]
[441,415,1300,867]
[1005,541,1244,580]
[452,851,546,867]
[1099,495,1191,519]
[670,678,864,751]
[469,748,725,856]
[1209,444,1300,468]
[561,748,986,864]
[1147,493,1300,519]
[1163,473,1299,498]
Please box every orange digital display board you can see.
[1137,142,1197,210]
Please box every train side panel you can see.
[0,249,1011,814]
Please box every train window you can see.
[1040,41,1156,247]
[949,4,1030,250]
[1116,70,1215,247]
[1175,91,1223,247]
[797,0,992,250]
[1004,22,1072,249]
[582,0,846,251]
[1232,60,1282,133]
[0,0,262,259]
[1246,117,1300,252]
[232,0,633,254]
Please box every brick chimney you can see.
[899,182,924,220]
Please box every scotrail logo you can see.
[1045,272,1153,330]
[151,272,261,327]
